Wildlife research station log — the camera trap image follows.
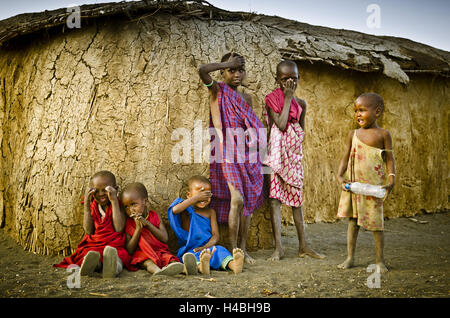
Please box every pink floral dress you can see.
[264,88,304,207]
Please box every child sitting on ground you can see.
[121,182,184,276]
[167,175,244,275]
[336,93,395,273]
[54,170,132,278]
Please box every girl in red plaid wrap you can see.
[198,53,266,264]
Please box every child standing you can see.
[121,182,184,276]
[337,93,395,273]
[265,60,323,261]
[54,170,132,278]
[198,53,265,264]
[168,175,245,275]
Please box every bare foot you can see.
[376,262,389,274]
[337,257,354,269]
[230,248,244,274]
[298,247,325,259]
[198,248,213,275]
[267,248,284,261]
[243,250,256,265]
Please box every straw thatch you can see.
[1,0,449,82]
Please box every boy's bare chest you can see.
[194,209,211,219]
[181,209,211,231]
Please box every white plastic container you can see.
[344,182,386,198]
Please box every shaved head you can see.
[357,93,385,113]
[276,60,298,78]
[91,170,116,186]
[187,175,211,191]
[121,182,148,200]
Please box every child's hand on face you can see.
[105,186,118,202]
[131,213,145,230]
[85,186,96,204]
[283,78,295,98]
[193,188,212,204]
[135,217,143,231]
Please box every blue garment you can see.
[167,198,233,270]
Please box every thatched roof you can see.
[1,0,449,83]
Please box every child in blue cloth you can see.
[168,175,245,275]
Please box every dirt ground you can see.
[0,211,448,298]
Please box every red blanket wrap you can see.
[125,210,179,268]
[53,200,132,270]
[265,87,302,127]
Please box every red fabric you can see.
[125,210,179,268]
[265,88,302,125]
[53,200,132,270]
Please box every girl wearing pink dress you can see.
[264,60,324,261]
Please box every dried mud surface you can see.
[1,13,448,257]
[1,212,448,298]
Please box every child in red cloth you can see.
[54,170,132,278]
[121,182,184,276]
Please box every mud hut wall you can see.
[283,61,448,225]
[1,14,448,256]
[0,15,279,255]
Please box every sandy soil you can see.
[0,211,449,298]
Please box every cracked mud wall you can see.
[0,14,448,256]
[0,15,280,255]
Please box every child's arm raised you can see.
[199,55,245,143]
[267,79,295,131]
[193,209,220,252]
[336,130,355,189]
[198,55,245,99]
[382,130,395,199]
[171,189,212,214]
[83,185,96,235]
[106,186,126,233]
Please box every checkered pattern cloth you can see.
[209,82,266,224]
